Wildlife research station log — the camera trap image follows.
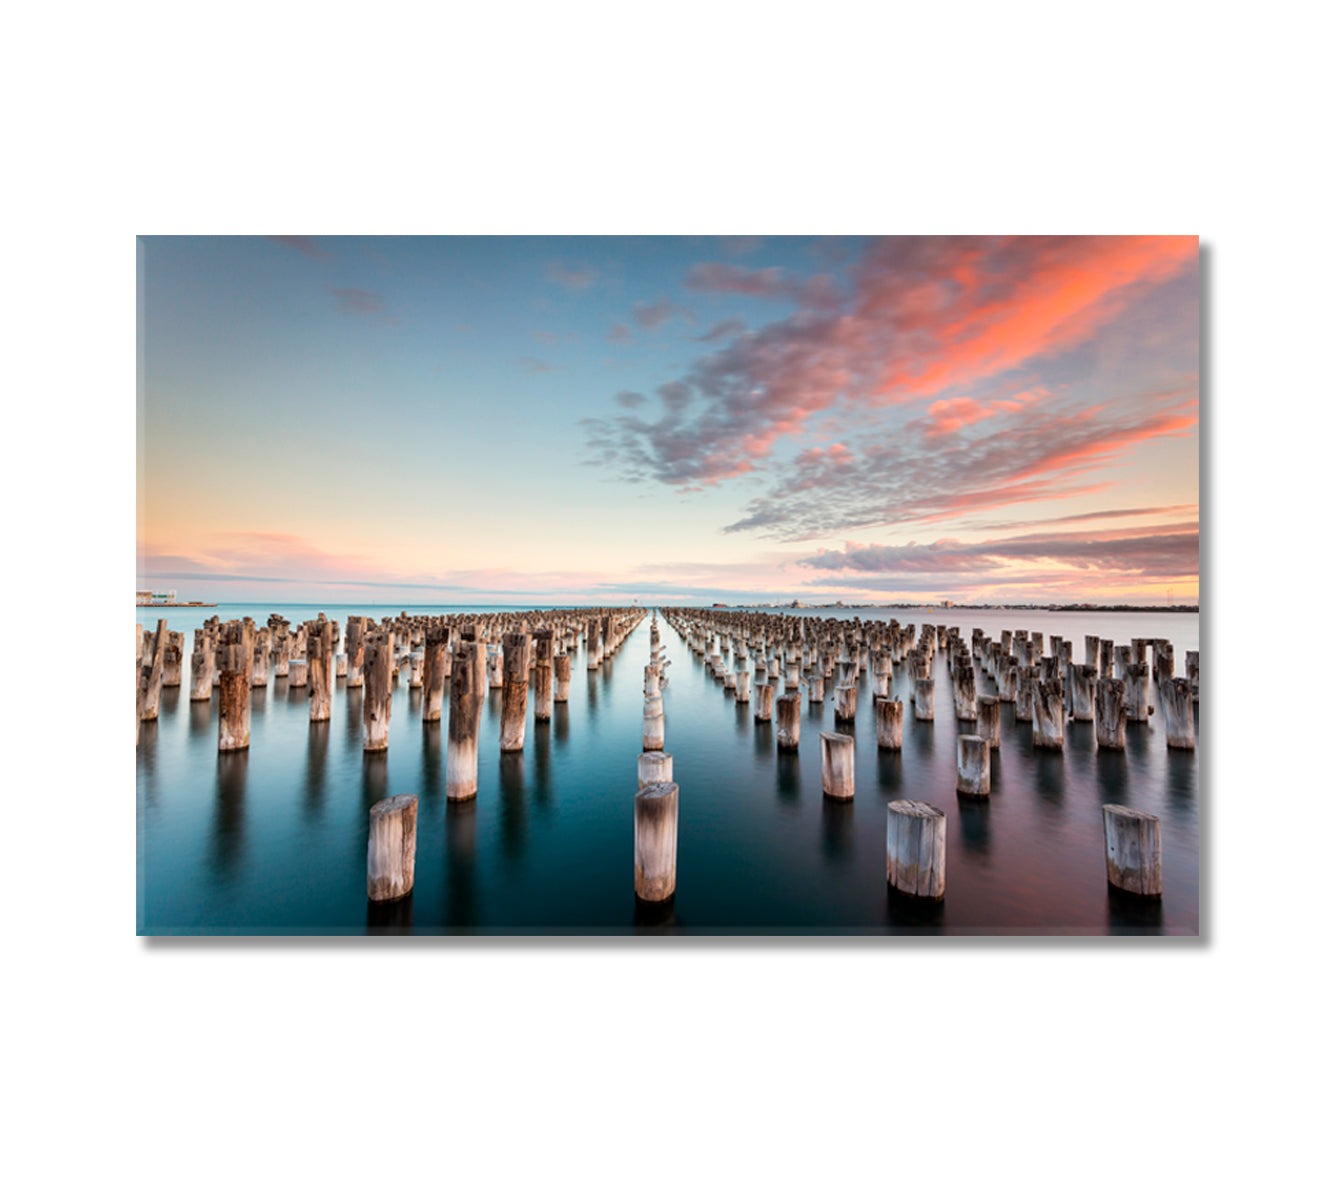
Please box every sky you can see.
[137,235,1199,605]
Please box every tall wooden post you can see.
[634,782,678,903]
[875,698,903,750]
[367,794,417,902]
[363,632,393,752]
[217,641,251,752]
[776,692,800,751]
[500,632,531,751]
[820,731,854,799]
[447,640,485,801]
[1095,678,1127,750]
[308,619,334,722]
[423,626,448,722]
[1102,805,1162,896]
[533,628,554,722]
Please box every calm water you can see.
[136,604,1199,935]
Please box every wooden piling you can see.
[820,731,855,799]
[553,653,572,702]
[367,794,418,903]
[735,668,751,704]
[1160,678,1195,750]
[422,626,448,722]
[217,642,251,752]
[533,628,554,722]
[912,675,934,721]
[1095,678,1127,750]
[1102,805,1162,896]
[776,692,801,751]
[886,800,946,900]
[288,658,308,687]
[755,682,774,723]
[633,778,679,903]
[638,751,673,786]
[977,695,1001,753]
[834,684,857,723]
[875,698,903,750]
[138,618,167,721]
[1032,679,1065,749]
[956,734,990,797]
[362,632,393,752]
[446,641,485,801]
[308,619,334,722]
[500,632,531,751]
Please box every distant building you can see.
[137,589,176,604]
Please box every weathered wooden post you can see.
[1070,664,1097,722]
[977,695,1001,753]
[288,658,308,687]
[138,618,167,721]
[362,632,393,752]
[776,692,801,751]
[807,673,825,704]
[308,619,334,722]
[735,668,751,704]
[1032,679,1065,749]
[423,626,448,722]
[217,641,251,752]
[533,628,554,722]
[345,617,366,688]
[956,734,991,797]
[634,781,678,903]
[1153,640,1175,685]
[1123,663,1149,722]
[638,751,673,786]
[553,653,572,703]
[820,731,855,799]
[190,633,215,702]
[886,801,946,900]
[407,651,424,689]
[1186,650,1199,698]
[1095,678,1127,750]
[1160,678,1195,750]
[755,682,774,723]
[367,793,418,903]
[250,629,270,688]
[446,641,485,801]
[952,662,977,720]
[834,684,857,723]
[998,656,1018,702]
[500,632,531,751]
[643,694,665,751]
[487,646,505,690]
[1102,805,1162,896]
[1085,635,1100,666]
[875,697,903,750]
[587,620,602,669]
[162,630,184,688]
[912,675,934,721]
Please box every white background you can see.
[4,2,1329,1196]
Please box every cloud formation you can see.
[268,235,331,259]
[330,287,387,314]
[589,237,1197,491]
[633,298,695,330]
[547,261,598,289]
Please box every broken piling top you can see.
[886,800,946,900]
[1102,804,1162,896]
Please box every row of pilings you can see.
[657,608,1191,904]
[136,607,647,904]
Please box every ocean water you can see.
[136,604,1199,935]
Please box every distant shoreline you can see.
[136,602,217,608]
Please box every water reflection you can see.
[909,716,935,758]
[445,800,478,928]
[586,672,599,711]
[420,722,444,809]
[877,750,902,794]
[361,752,388,810]
[137,719,158,778]
[188,698,213,737]
[633,894,677,931]
[304,722,329,816]
[531,721,551,804]
[553,703,570,742]
[957,796,991,856]
[366,893,414,934]
[884,887,946,931]
[1166,750,1196,811]
[344,686,361,747]
[408,687,422,717]
[820,798,854,863]
[1033,750,1066,806]
[1093,749,1128,806]
[753,721,773,755]
[498,752,527,861]
[250,685,266,721]
[161,685,181,718]
[209,751,248,879]
[1106,885,1164,933]
[776,753,802,806]
[1067,720,1093,755]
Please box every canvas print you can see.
[136,235,1199,935]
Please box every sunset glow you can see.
[137,235,1198,605]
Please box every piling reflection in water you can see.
[498,752,527,861]
[634,894,677,931]
[877,747,903,794]
[420,722,444,807]
[1033,749,1066,807]
[957,796,991,856]
[366,893,414,934]
[209,750,248,879]
[188,696,213,737]
[775,752,802,805]
[304,721,329,816]
[1105,884,1163,932]
[1094,748,1128,805]
[445,799,477,928]
[885,887,947,931]
[360,752,388,813]
[820,797,854,864]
